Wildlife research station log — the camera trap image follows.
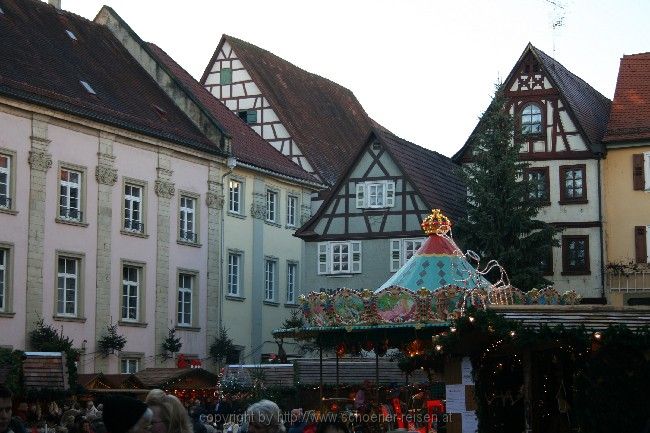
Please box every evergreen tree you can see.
[454,85,558,290]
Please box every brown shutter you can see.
[633,154,645,190]
[635,226,647,263]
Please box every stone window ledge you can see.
[120,229,149,239]
[284,303,299,309]
[175,325,201,332]
[227,211,246,220]
[0,312,16,318]
[55,217,89,228]
[226,295,246,302]
[53,315,87,323]
[118,320,148,328]
[263,301,280,307]
[0,208,18,216]
[177,240,202,248]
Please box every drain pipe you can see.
[219,156,237,328]
[598,155,606,300]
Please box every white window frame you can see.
[390,238,426,272]
[57,257,79,317]
[0,249,6,312]
[287,195,297,227]
[264,259,277,301]
[179,195,196,242]
[317,241,362,275]
[356,181,395,209]
[644,152,650,191]
[287,262,298,304]
[227,252,242,296]
[0,153,10,209]
[59,168,82,221]
[120,358,139,374]
[177,273,193,326]
[124,183,144,233]
[121,265,140,322]
[521,103,542,135]
[229,179,242,214]
[266,189,278,223]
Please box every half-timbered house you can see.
[296,127,465,292]
[453,43,611,300]
[200,35,373,187]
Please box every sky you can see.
[55,0,649,157]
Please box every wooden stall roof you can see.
[22,352,68,390]
[135,368,217,389]
[77,373,145,390]
[226,358,428,386]
[489,305,650,330]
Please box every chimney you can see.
[49,0,61,9]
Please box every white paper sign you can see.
[461,411,478,433]
[461,356,474,385]
[445,384,466,413]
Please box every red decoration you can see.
[336,343,346,358]
[391,397,405,429]
[177,354,188,368]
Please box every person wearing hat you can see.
[102,396,152,433]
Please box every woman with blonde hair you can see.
[148,395,193,433]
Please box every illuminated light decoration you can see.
[336,343,346,358]
[450,326,457,333]
[420,208,452,236]
[593,332,602,340]
[509,330,516,337]
[435,345,443,352]
[468,316,476,323]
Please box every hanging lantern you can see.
[336,343,346,358]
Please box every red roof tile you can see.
[148,43,320,184]
[201,35,373,186]
[604,53,650,143]
[0,0,219,153]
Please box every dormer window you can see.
[238,110,257,125]
[65,30,77,40]
[521,103,542,135]
[79,80,96,95]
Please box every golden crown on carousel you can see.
[421,209,451,236]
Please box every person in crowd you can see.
[101,395,151,433]
[145,391,165,406]
[0,385,26,433]
[287,409,305,433]
[244,400,284,433]
[89,420,106,433]
[147,395,192,433]
[84,402,98,419]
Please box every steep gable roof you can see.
[453,43,611,161]
[201,35,373,185]
[296,124,465,238]
[603,52,650,143]
[147,43,321,185]
[0,0,221,154]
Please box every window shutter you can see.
[390,240,401,272]
[351,241,362,273]
[318,243,329,274]
[635,226,647,264]
[633,154,645,190]
[385,181,395,207]
[356,183,365,208]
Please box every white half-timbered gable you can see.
[454,43,611,300]
[298,127,465,291]
[203,41,314,174]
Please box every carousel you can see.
[273,209,580,433]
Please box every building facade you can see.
[454,44,611,300]
[296,127,465,292]
[602,53,650,306]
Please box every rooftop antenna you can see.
[545,0,566,56]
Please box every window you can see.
[179,195,197,243]
[645,153,650,191]
[318,241,362,275]
[121,265,141,321]
[226,347,242,365]
[287,195,297,227]
[238,110,257,125]
[220,68,233,85]
[521,103,542,135]
[356,181,395,209]
[559,165,587,203]
[120,358,139,374]
[124,183,145,233]
[229,180,242,214]
[59,168,82,221]
[287,262,298,304]
[227,252,242,296]
[0,249,6,312]
[264,259,277,301]
[79,80,96,95]
[390,238,426,272]
[0,153,11,210]
[525,167,550,204]
[266,190,278,223]
[177,273,193,326]
[562,236,590,275]
[57,257,79,317]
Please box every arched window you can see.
[521,104,542,135]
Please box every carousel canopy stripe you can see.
[272,321,450,337]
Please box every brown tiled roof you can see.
[78,373,145,389]
[453,43,611,160]
[147,43,320,184]
[603,53,650,143]
[135,368,217,389]
[201,35,373,186]
[0,0,220,154]
[296,125,465,238]
[22,353,68,390]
